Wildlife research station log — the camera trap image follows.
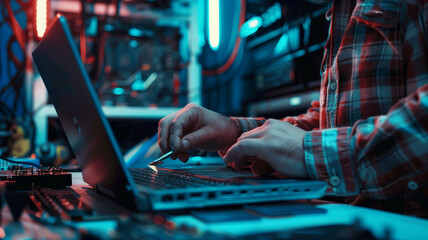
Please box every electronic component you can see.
[0,156,40,170]
[35,141,71,166]
[0,166,72,190]
[99,25,181,107]
[31,187,92,221]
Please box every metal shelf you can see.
[34,105,180,145]
[247,90,320,117]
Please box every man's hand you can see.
[158,104,238,162]
[223,119,309,178]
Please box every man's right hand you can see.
[158,104,238,162]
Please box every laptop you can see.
[32,15,327,211]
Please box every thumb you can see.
[181,128,211,151]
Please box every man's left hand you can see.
[223,119,309,178]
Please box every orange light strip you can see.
[36,0,48,38]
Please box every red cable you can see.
[4,0,26,52]
[202,0,246,76]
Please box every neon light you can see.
[112,88,125,95]
[208,0,220,51]
[191,156,203,161]
[290,97,301,106]
[274,32,289,56]
[240,16,262,38]
[104,24,114,31]
[128,28,143,37]
[36,0,48,38]
[248,17,261,28]
[129,40,139,48]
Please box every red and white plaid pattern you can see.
[230,0,428,217]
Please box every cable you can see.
[0,101,14,118]
[4,0,26,51]
[0,155,40,168]
[0,1,35,159]
[0,0,30,116]
[0,2,27,102]
[1,57,26,107]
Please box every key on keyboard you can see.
[129,168,241,189]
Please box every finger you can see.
[177,152,189,163]
[223,139,261,170]
[251,159,274,176]
[233,157,256,170]
[158,115,175,154]
[169,110,199,151]
[181,127,212,151]
[169,123,183,152]
[231,157,253,170]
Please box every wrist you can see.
[218,117,239,154]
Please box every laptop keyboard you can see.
[129,168,242,189]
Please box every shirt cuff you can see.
[218,117,266,157]
[304,127,359,196]
[229,117,266,135]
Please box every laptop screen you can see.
[32,15,140,209]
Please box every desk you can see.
[169,203,428,239]
[2,172,428,240]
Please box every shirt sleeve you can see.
[229,100,321,136]
[229,117,266,135]
[221,102,320,156]
[282,100,321,131]
[304,1,428,198]
[304,84,428,198]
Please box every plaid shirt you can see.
[231,0,428,217]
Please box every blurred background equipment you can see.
[199,0,331,117]
[40,0,191,109]
[0,0,37,161]
[34,141,71,166]
[2,2,427,240]
[2,0,331,164]
[31,0,202,156]
[99,23,180,107]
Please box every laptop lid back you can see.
[32,15,142,210]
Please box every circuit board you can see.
[0,167,72,190]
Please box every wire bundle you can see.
[0,0,35,157]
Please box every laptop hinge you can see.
[96,184,151,211]
[95,184,116,199]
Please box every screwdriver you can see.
[148,151,173,172]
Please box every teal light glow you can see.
[104,24,114,32]
[208,0,220,51]
[128,28,143,37]
[113,88,125,95]
[191,156,203,161]
[274,27,300,56]
[274,32,289,56]
[290,97,302,106]
[240,16,262,38]
[248,17,261,28]
[129,40,139,48]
